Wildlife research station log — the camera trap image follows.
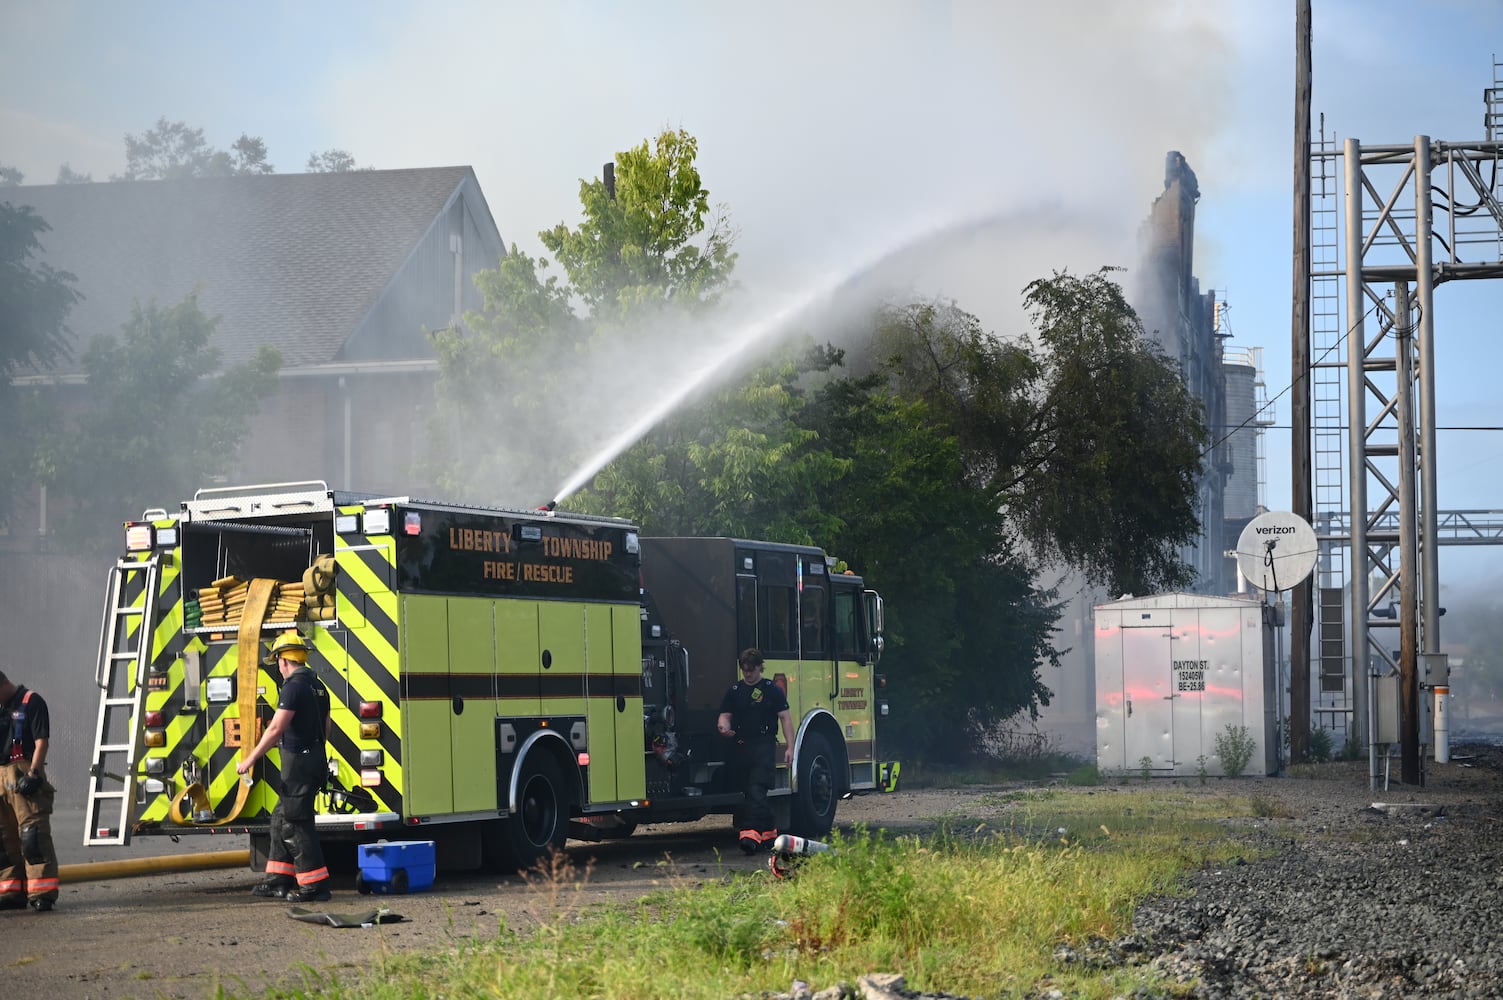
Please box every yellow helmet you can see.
[265,630,310,665]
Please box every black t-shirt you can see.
[717,677,789,743]
[276,668,329,753]
[4,685,49,763]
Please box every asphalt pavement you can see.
[49,806,248,866]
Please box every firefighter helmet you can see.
[264,629,310,665]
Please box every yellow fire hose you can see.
[169,578,275,827]
[60,849,250,883]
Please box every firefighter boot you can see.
[28,897,52,912]
[251,880,293,899]
[286,880,332,903]
[738,829,761,854]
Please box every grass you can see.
[226,788,1265,1000]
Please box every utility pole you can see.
[1289,0,1313,764]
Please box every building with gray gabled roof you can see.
[4,166,506,512]
[8,166,503,376]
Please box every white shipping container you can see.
[1095,593,1280,777]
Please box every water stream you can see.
[549,212,1013,505]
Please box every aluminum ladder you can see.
[84,556,161,846]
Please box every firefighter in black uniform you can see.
[717,648,795,853]
[0,670,59,911]
[237,631,333,902]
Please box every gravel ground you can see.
[1072,744,1503,1000]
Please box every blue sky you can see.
[4,0,1502,586]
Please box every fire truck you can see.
[85,481,892,872]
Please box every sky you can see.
[3,0,1502,589]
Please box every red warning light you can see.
[404,511,422,536]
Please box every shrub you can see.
[1214,724,1257,778]
[1308,726,1334,763]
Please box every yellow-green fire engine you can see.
[86,482,893,872]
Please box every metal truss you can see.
[1310,134,1503,781]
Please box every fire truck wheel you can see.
[485,752,570,872]
[791,732,838,839]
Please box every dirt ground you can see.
[7,758,1497,1000]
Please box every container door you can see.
[1167,609,1206,772]
[1121,625,1174,771]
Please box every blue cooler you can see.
[356,840,436,894]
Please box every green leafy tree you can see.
[866,271,1207,597]
[56,164,93,184]
[0,202,79,528]
[305,149,366,173]
[0,164,22,187]
[539,128,738,323]
[1012,269,1206,594]
[34,293,279,551]
[798,372,1061,760]
[431,128,738,503]
[580,342,850,542]
[121,118,274,180]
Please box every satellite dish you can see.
[1235,511,1318,593]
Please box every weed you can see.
[1065,763,1100,786]
[1309,727,1334,763]
[1215,725,1257,778]
[1340,732,1363,761]
[1196,754,1209,784]
[1248,794,1292,818]
[1138,756,1154,781]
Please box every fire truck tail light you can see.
[144,729,166,748]
[144,757,166,775]
[359,749,384,767]
[577,752,590,767]
[359,721,381,740]
[143,778,166,795]
[878,701,890,717]
[360,769,382,787]
[125,523,154,551]
[358,701,382,719]
[875,673,887,690]
[144,710,165,727]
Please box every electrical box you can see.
[1095,593,1279,778]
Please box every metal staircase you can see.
[84,556,161,846]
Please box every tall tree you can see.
[56,164,93,184]
[0,201,79,528]
[121,118,274,180]
[540,128,738,323]
[867,272,1207,597]
[33,293,280,551]
[0,164,22,187]
[1012,269,1206,594]
[430,128,739,504]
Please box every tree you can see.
[121,118,274,180]
[866,271,1207,597]
[1012,269,1206,594]
[33,293,280,551]
[0,164,22,187]
[56,164,93,184]
[430,128,739,503]
[305,149,366,173]
[0,201,79,528]
[539,128,738,323]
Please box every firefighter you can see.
[236,631,333,902]
[717,648,794,853]
[0,669,59,912]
